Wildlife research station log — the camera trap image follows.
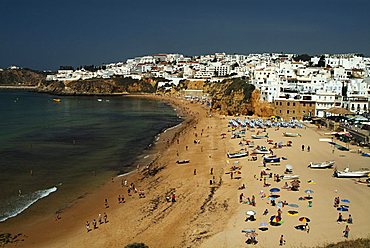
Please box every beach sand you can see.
[1,96,369,248]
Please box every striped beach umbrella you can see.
[270,188,280,193]
[299,217,311,223]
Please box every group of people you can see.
[85,212,108,232]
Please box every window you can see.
[293,110,295,114]
[280,110,282,113]
[293,103,296,106]
[287,102,290,106]
[303,103,306,107]
[287,110,290,114]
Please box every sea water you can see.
[0,91,181,222]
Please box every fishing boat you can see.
[333,168,370,178]
[227,151,248,159]
[283,132,301,137]
[264,156,280,163]
[282,174,300,180]
[251,134,268,139]
[176,160,190,164]
[253,147,270,154]
[308,161,335,169]
[52,98,61,103]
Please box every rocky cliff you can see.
[177,78,275,117]
[0,69,46,86]
[37,77,157,95]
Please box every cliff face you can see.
[37,77,156,95]
[178,78,275,117]
[0,69,46,86]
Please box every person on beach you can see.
[118,195,121,203]
[105,199,109,208]
[86,221,91,232]
[239,193,244,203]
[93,219,97,229]
[348,214,353,224]
[128,188,131,196]
[263,209,269,215]
[251,195,256,206]
[104,212,108,223]
[194,169,197,175]
[337,213,343,222]
[98,213,102,224]
[210,168,213,175]
[301,144,305,151]
[171,193,176,203]
[305,223,310,233]
[277,208,282,218]
[343,225,350,238]
[279,235,286,246]
[230,171,234,179]
[307,146,310,152]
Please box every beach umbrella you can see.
[270,194,280,198]
[266,197,276,201]
[288,203,299,208]
[299,217,311,223]
[337,207,349,212]
[285,164,293,170]
[287,210,299,216]
[270,215,281,223]
[259,222,269,231]
[241,229,255,233]
[270,188,280,193]
[341,199,350,203]
[304,189,314,194]
[246,210,256,216]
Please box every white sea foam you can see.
[163,123,182,133]
[0,186,57,222]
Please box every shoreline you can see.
[1,95,370,247]
[0,94,197,247]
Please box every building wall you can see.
[273,100,316,120]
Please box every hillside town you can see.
[45,53,370,120]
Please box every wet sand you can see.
[1,96,370,248]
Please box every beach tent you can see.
[299,217,311,223]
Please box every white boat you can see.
[282,175,300,180]
[227,151,248,159]
[253,148,270,154]
[334,168,370,178]
[283,132,301,137]
[251,134,268,139]
[308,161,335,169]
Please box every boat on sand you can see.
[282,175,300,180]
[251,134,268,139]
[283,132,301,137]
[308,161,335,169]
[227,151,248,159]
[333,168,370,178]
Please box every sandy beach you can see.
[1,96,370,248]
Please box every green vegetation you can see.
[223,78,255,101]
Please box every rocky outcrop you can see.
[177,78,275,117]
[37,77,156,95]
[0,69,46,86]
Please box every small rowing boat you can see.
[251,134,268,139]
[334,168,370,178]
[52,98,61,103]
[227,151,248,159]
[283,132,301,137]
[308,161,335,169]
[264,156,280,163]
[253,147,270,154]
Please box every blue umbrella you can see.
[266,197,276,201]
[304,189,314,194]
[259,222,268,227]
[337,207,349,212]
[270,188,280,193]
[341,199,350,203]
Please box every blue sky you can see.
[1,0,369,70]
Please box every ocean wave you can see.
[0,186,57,222]
[163,123,183,133]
